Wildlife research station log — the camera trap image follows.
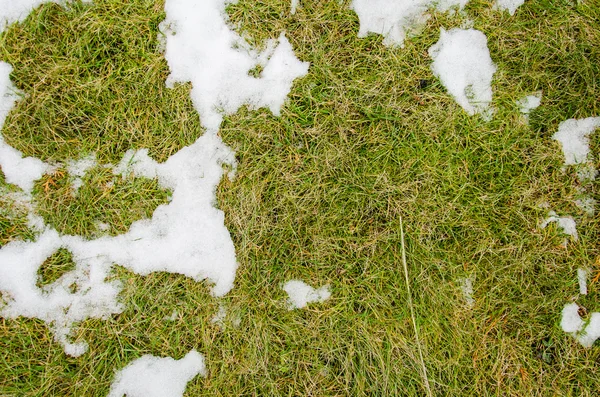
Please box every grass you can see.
[1,0,599,395]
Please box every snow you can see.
[429,28,497,118]
[0,0,58,34]
[540,211,578,241]
[107,350,206,397]
[561,303,600,348]
[350,0,469,47]
[160,0,309,132]
[67,154,96,192]
[552,117,600,183]
[0,0,308,356]
[517,91,541,115]
[0,62,49,193]
[283,279,331,310]
[577,268,588,295]
[494,0,525,15]
[291,0,299,15]
[459,276,474,307]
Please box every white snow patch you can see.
[350,0,469,47]
[494,0,525,15]
[517,91,541,115]
[459,276,475,307]
[107,350,206,397]
[540,211,578,241]
[577,268,588,295]
[574,196,596,217]
[561,303,600,348]
[552,117,600,183]
[160,0,309,132]
[291,0,299,14]
[0,62,48,193]
[429,28,497,118]
[67,154,96,193]
[283,279,331,310]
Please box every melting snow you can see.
[517,91,541,115]
[552,117,600,183]
[283,279,331,310]
[0,62,49,193]
[561,303,600,348]
[67,154,96,193]
[350,0,468,47]
[0,0,308,356]
[107,350,206,397]
[160,0,309,132]
[429,28,497,118]
[459,276,475,307]
[291,0,299,15]
[494,0,525,15]
[577,268,588,295]
[540,211,578,241]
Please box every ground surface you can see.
[1,0,599,395]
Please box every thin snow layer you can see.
[0,62,48,193]
[561,303,600,348]
[429,28,497,117]
[283,279,331,310]
[107,350,206,397]
[494,0,525,15]
[350,0,468,47]
[577,268,588,295]
[552,117,600,182]
[67,153,96,192]
[160,0,309,132]
[517,91,541,115]
[459,276,474,307]
[540,211,578,241]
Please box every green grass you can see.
[1,0,599,395]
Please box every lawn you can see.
[1,0,599,395]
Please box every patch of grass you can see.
[33,166,170,238]
[0,0,599,396]
[0,0,201,164]
[36,248,76,288]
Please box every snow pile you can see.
[67,154,96,192]
[517,91,541,115]
[561,303,600,348]
[107,350,206,397]
[1,0,308,356]
[350,0,469,47]
[160,0,309,132]
[540,211,578,241]
[283,279,331,310]
[429,28,497,117]
[494,0,525,15]
[0,62,48,193]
